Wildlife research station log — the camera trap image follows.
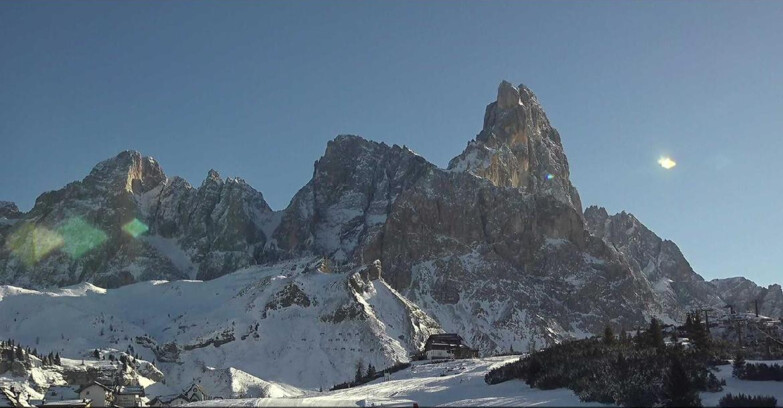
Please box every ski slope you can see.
[186,357,610,407]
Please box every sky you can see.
[1,1,781,286]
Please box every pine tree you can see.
[662,358,701,407]
[93,349,100,359]
[55,352,61,365]
[354,360,364,383]
[15,345,24,360]
[366,363,376,379]
[648,318,665,349]
[732,352,746,378]
[603,325,615,345]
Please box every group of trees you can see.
[354,360,379,383]
[332,361,410,391]
[1,339,61,366]
[718,393,777,407]
[485,318,724,407]
[733,354,783,381]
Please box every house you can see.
[113,386,144,407]
[422,334,479,360]
[77,382,113,407]
[43,386,79,402]
[147,394,190,407]
[181,384,209,402]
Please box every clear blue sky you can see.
[1,1,781,286]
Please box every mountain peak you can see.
[0,201,21,219]
[448,80,581,211]
[85,150,166,195]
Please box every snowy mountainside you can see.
[0,258,441,393]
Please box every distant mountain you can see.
[1,80,777,364]
[584,206,725,318]
[711,277,783,318]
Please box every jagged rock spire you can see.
[448,81,582,212]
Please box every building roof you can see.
[116,386,144,396]
[41,399,90,407]
[44,386,79,401]
[424,333,475,349]
[76,382,112,394]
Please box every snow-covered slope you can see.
[0,258,440,394]
[183,358,783,407]
[186,357,611,407]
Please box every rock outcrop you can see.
[711,277,783,318]
[584,205,725,317]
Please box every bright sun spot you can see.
[658,157,677,170]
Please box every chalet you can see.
[43,386,79,402]
[181,384,209,402]
[147,394,190,407]
[113,386,144,407]
[422,334,478,360]
[77,382,113,407]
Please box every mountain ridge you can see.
[1,80,778,358]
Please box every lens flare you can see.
[658,157,677,170]
[122,218,149,238]
[5,223,64,266]
[58,217,107,258]
[545,173,555,180]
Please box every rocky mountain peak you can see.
[0,201,21,219]
[85,150,166,195]
[448,81,582,212]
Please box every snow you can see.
[186,357,610,407]
[0,258,439,397]
[142,235,198,279]
[700,361,783,406]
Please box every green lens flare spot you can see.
[5,223,64,266]
[122,218,149,238]
[58,217,108,258]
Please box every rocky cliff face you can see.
[584,206,725,318]
[0,151,276,288]
[0,202,21,219]
[448,81,582,212]
[265,83,668,352]
[711,277,783,318]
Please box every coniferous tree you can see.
[732,353,746,378]
[54,352,61,365]
[648,318,665,349]
[354,359,364,383]
[366,363,376,379]
[663,358,701,407]
[15,345,24,360]
[603,325,615,345]
[93,349,100,359]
